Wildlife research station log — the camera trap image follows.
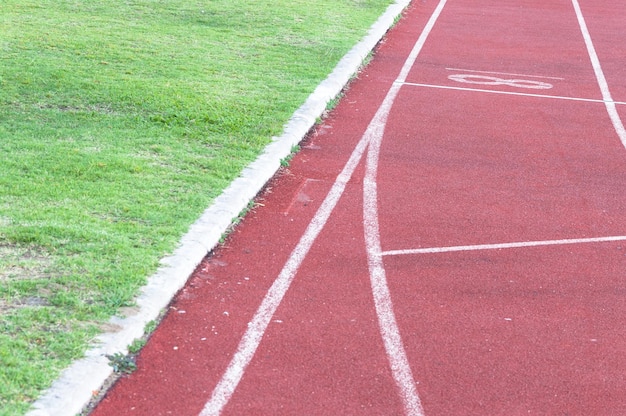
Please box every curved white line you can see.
[571,0,626,148]
[362,1,448,414]
[363,83,425,416]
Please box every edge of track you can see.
[25,1,413,415]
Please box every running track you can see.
[91,1,626,415]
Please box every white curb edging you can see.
[26,2,411,415]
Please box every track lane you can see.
[218,183,408,416]
[404,0,603,101]
[378,89,626,250]
[386,243,626,415]
[376,0,626,414]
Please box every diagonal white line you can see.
[571,0,626,148]
[395,81,626,105]
[381,235,626,257]
[198,112,370,416]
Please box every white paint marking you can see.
[571,0,626,148]
[448,74,553,90]
[199,123,369,416]
[198,1,448,414]
[445,67,565,80]
[363,81,424,416]
[381,235,626,257]
[361,1,448,414]
[395,81,626,105]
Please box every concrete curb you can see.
[26,1,411,415]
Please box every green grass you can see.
[0,0,395,413]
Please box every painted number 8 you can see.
[448,74,553,90]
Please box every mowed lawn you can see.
[0,0,396,413]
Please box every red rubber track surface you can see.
[91,1,626,415]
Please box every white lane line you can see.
[445,67,565,80]
[362,1,448,415]
[381,235,626,257]
[199,119,370,416]
[395,81,626,105]
[572,0,626,148]
[198,1,448,414]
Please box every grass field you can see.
[0,0,396,413]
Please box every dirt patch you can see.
[0,243,53,281]
[35,102,117,115]
[0,296,51,316]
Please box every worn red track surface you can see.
[91,1,626,415]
